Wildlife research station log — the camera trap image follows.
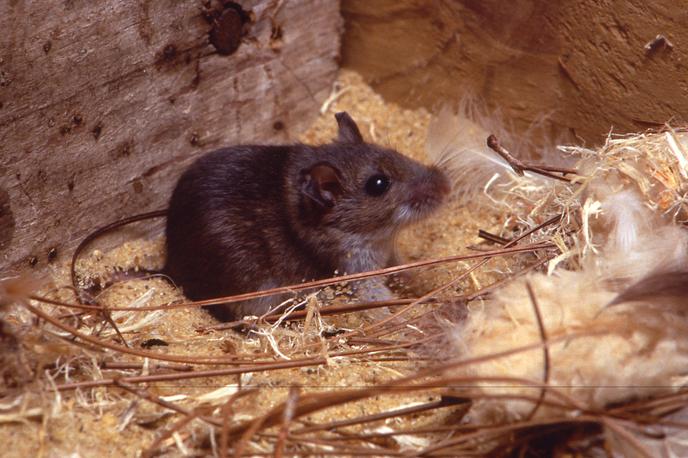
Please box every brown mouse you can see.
[164,112,450,320]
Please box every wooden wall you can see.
[342,0,687,145]
[0,0,342,275]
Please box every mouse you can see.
[164,112,450,321]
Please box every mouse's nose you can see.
[408,167,450,210]
[428,166,451,198]
[414,167,450,201]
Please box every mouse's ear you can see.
[335,112,364,144]
[299,162,343,213]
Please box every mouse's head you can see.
[293,112,450,239]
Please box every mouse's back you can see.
[164,112,450,320]
[165,146,301,303]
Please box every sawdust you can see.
[0,70,500,457]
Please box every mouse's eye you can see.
[364,174,391,196]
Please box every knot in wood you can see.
[209,6,247,56]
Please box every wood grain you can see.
[342,0,687,147]
[0,0,341,275]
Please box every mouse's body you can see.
[164,112,450,320]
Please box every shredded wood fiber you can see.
[0,71,494,457]
[1,69,687,457]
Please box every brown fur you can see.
[164,113,450,320]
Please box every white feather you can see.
[601,190,649,253]
[425,98,561,202]
[426,103,515,199]
[588,186,688,282]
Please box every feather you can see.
[589,187,688,282]
[610,270,688,306]
[425,102,516,199]
[0,275,47,307]
[425,98,563,202]
[600,190,649,253]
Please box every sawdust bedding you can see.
[2,69,688,457]
[0,70,506,457]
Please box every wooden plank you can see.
[342,0,687,145]
[0,0,342,275]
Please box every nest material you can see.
[1,70,687,457]
[438,118,688,455]
[0,71,467,458]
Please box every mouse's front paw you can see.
[355,279,394,303]
[354,279,405,322]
